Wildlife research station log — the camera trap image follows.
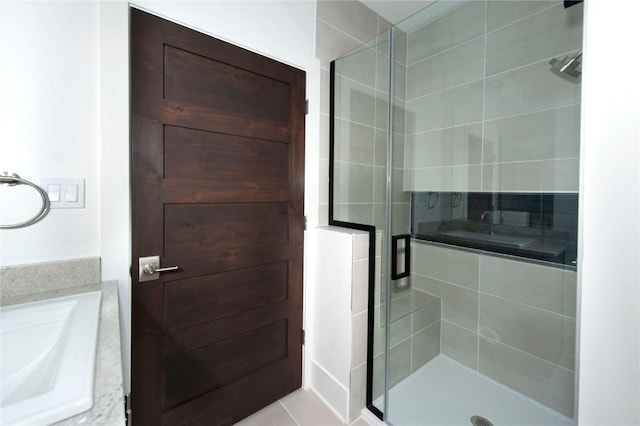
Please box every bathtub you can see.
[1,290,102,425]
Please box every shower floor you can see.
[377,355,574,426]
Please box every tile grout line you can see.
[486,1,564,36]
[278,400,301,426]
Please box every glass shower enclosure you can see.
[330,1,583,425]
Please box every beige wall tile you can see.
[389,338,411,387]
[335,45,378,89]
[407,37,484,99]
[479,255,577,317]
[486,3,583,76]
[334,118,375,164]
[441,320,478,370]
[484,59,581,121]
[334,75,376,126]
[349,364,367,422]
[479,293,576,370]
[483,105,580,163]
[411,321,441,372]
[333,162,374,204]
[409,165,482,192]
[413,242,479,289]
[487,1,559,32]
[316,19,362,66]
[481,158,580,192]
[351,311,368,369]
[317,1,379,45]
[407,1,486,64]
[479,337,575,418]
[411,123,483,168]
[412,274,478,331]
[406,80,483,133]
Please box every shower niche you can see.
[412,191,578,266]
[330,1,582,425]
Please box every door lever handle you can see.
[142,264,179,275]
[138,255,179,282]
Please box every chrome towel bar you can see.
[0,172,51,229]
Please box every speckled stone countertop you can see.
[1,281,126,425]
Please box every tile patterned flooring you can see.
[234,389,369,426]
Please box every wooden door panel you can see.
[160,242,291,281]
[163,262,288,331]
[131,8,304,425]
[162,100,291,143]
[163,46,291,123]
[162,360,292,426]
[162,179,290,203]
[163,127,290,183]
[163,321,287,409]
[163,301,289,358]
[164,203,288,256]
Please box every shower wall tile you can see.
[392,202,411,235]
[389,338,412,387]
[411,123,483,168]
[479,294,576,370]
[315,20,363,66]
[413,241,479,290]
[334,119,375,164]
[333,204,373,225]
[483,105,580,163]
[374,93,389,130]
[484,59,581,121]
[390,314,411,347]
[411,321,441,372]
[412,299,441,331]
[350,364,367,422]
[393,62,407,100]
[333,162,374,204]
[406,80,483,133]
[392,131,405,168]
[317,1,379,46]
[406,37,484,99]
[335,46,378,89]
[411,274,478,332]
[374,129,387,166]
[393,29,407,65]
[486,3,583,76]
[334,75,376,126]
[487,1,559,32]
[392,168,409,203]
[407,1,486,65]
[479,337,575,418]
[409,165,482,193]
[352,311,368,367]
[481,158,580,192]
[441,320,478,370]
[479,255,577,317]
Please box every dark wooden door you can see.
[130,9,305,426]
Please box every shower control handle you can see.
[138,255,180,282]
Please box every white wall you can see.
[0,1,100,266]
[578,1,640,424]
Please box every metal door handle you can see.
[142,264,179,275]
[138,255,179,282]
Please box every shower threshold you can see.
[375,355,575,426]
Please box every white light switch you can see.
[65,184,78,202]
[41,178,85,209]
[47,184,61,202]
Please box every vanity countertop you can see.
[1,281,126,425]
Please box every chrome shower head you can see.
[550,50,582,79]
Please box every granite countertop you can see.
[1,281,126,425]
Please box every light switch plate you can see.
[40,178,85,208]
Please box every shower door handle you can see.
[391,234,411,280]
